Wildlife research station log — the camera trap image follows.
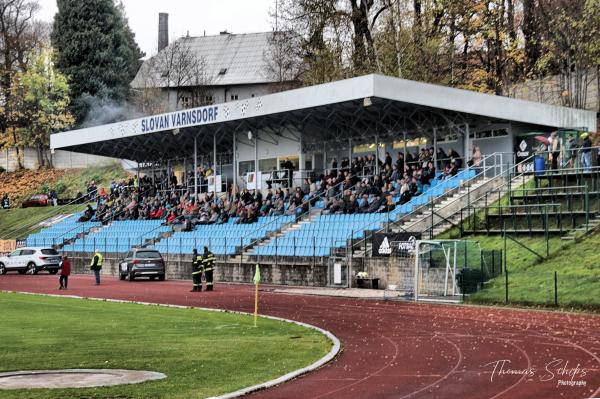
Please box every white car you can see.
[0,247,62,275]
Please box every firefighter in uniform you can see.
[202,246,216,291]
[190,248,203,292]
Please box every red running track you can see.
[1,274,599,399]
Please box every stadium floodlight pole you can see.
[194,135,198,201]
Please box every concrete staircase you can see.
[232,208,322,261]
[561,214,600,241]
[389,176,492,234]
[397,174,533,238]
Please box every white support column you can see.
[348,138,352,165]
[403,130,407,164]
[194,136,198,200]
[433,127,438,169]
[374,135,379,176]
[464,123,470,163]
[254,133,259,189]
[232,131,237,196]
[298,131,304,183]
[213,133,218,202]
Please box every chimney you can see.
[158,13,169,52]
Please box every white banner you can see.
[245,172,262,190]
[208,175,223,193]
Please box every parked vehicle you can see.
[0,247,62,275]
[21,194,49,208]
[119,249,165,281]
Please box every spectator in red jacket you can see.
[59,256,71,290]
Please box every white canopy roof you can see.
[51,74,597,161]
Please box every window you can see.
[181,96,191,108]
[259,158,278,171]
[278,155,299,170]
[471,129,509,140]
[204,96,213,104]
[10,250,21,257]
[218,68,228,75]
[230,94,238,101]
[353,143,385,154]
[392,138,428,150]
[238,160,255,174]
[136,251,162,259]
[41,249,59,255]
[21,249,35,255]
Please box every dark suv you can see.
[118,249,165,281]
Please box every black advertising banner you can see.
[514,135,539,173]
[372,232,422,257]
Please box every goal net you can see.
[413,240,482,302]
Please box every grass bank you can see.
[0,205,86,239]
[0,292,332,399]
[464,233,600,310]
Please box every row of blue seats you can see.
[153,245,237,255]
[253,247,331,257]
[252,172,475,256]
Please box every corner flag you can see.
[253,264,261,285]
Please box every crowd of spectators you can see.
[75,147,472,226]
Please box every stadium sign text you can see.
[141,106,219,133]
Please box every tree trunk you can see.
[36,142,45,169]
[523,0,539,76]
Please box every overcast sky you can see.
[37,0,275,57]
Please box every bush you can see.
[0,166,5,173]
[55,182,67,195]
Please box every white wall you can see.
[0,147,119,172]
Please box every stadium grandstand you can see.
[37,73,597,290]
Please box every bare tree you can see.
[263,30,304,92]
[131,37,213,112]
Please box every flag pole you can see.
[253,263,261,328]
[253,282,258,328]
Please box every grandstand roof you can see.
[51,74,598,162]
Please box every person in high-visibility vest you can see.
[90,249,103,285]
[190,248,203,292]
[202,246,216,291]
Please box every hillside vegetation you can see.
[465,233,600,311]
[0,164,130,239]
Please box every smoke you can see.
[79,94,145,128]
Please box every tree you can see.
[536,0,600,109]
[51,0,143,123]
[0,0,46,168]
[15,49,74,167]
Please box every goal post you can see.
[413,239,482,302]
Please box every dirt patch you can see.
[0,369,166,390]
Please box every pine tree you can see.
[51,0,144,123]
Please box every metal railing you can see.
[237,175,363,259]
[50,184,158,249]
[9,188,103,241]
[344,152,518,255]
